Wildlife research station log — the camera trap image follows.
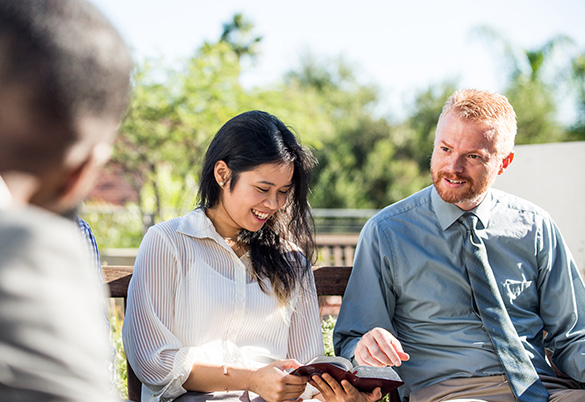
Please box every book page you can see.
[353,366,402,381]
[304,356,353,371]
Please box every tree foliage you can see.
[111,42,246,229]
[473,26,575,144]
[89,16,582,243]
[220,13,263,63]
[284,55,429,208]
[568,52,585,140]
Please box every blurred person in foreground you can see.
[0,0,132,400]
[334,89,585,402]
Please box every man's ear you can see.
[498,152,514,175]
[51,143,111,213]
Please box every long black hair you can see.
[198,110,317,303]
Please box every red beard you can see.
[431,170,481,205]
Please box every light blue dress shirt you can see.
[333,185,585,397]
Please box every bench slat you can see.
[103,265,133,298]
[105,265,352,298]
[313,265,352,296]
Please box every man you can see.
[334,89,585,401]
[0,0,132,400]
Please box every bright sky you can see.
[90,0,585,118]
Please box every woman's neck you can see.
[204,206,240,240]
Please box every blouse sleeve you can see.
[122,226,197,400]
[287,267,324,364]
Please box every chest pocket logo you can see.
[502,279,532,303]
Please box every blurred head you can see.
[0,0,132,213]
[430,89,516,210]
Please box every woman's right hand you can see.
[248,359,309,402]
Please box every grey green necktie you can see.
[460,213,549,401]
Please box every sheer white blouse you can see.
[122,209,324,401]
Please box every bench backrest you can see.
[103,265,354,402]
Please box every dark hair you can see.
[0,0,132,171]
[198,110,317,303]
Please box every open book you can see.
[290,356,403,396]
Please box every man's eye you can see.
[441,147,449,152]
[469,154,480,159]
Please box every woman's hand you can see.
[248,359,309,402]
[311,373,382,402]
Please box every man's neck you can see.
[0,171,40,208]
[454,191,489,211]
[0,174,12,210]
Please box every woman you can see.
[122,111,380,402]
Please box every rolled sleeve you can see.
[333,218,396,360]
[122,227,194,400]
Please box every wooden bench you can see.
[315,234,359,267]
[104,265,401,402]
[102,234,359,270]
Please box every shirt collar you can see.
[177,208,252,260]
[176,208,223,242]
[0,175,13,210]
[431,186,493,231]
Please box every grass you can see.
[321,315,337,356]
[109,302,128,400]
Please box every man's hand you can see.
[311,373,382,402]
[355,327,409,367]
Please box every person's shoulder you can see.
[143,208,215,247]
[148,215,182,232]
[369,186,433,226]
[0,204,65,223]
[0,207,86,278]
[491,188,551,219]
[0,206,77,244]
[145,209,199,234]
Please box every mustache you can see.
[438,171,471,182]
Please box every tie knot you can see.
[459,212,478,232]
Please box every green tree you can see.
[286,55,427,209]
[109,17,334,234]
[219,13,262,63]
[568,52,585,140]
[473,26,574,144]
[398,82,457,174]
[111,41,246,232]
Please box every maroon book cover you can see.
[291,357,403,396]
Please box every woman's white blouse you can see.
[122,209,324,401]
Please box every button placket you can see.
[229,259,246,341]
